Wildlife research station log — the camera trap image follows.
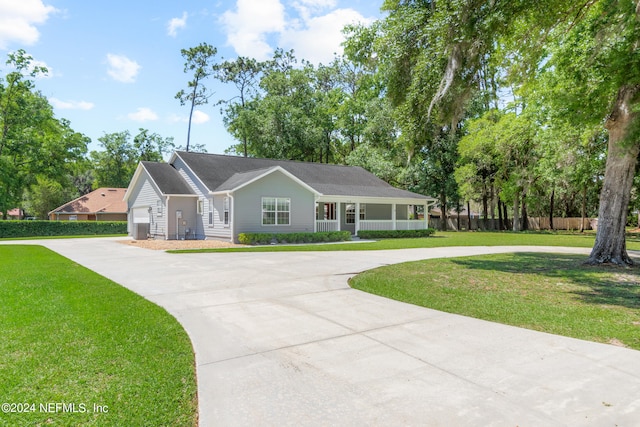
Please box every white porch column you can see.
[425,202,429,229]
[355,202,360,235]
[392,203,397,230]
[314,200,318,232]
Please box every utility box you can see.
[134,223,149,240]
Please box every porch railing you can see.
[316,219,428,232]
[316,220,339,232]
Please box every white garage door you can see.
[132,207,150,223]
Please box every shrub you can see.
[357,228,436,239]
[0,220,128,238]
[238,231,351,245]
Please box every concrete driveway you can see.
[9,238,640,426]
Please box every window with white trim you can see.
[262,197,290,225]
[197,199,204,215]
[208,198,214,226]
[223,197,230,226]
[345,204,365,224]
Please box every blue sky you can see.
[0,0,382,155]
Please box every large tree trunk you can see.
[512,191,520,232]
[521,192,528,231]
[482,183,488,230]
[588,85,640,265]
[549,187,555,231]
[580,186,587,233]
[490,185,496,230]
[503,201,509,230]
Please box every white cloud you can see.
[0,0,57,49]
[281,8,369,64]
[168,110,210,124]
[191,110,210,124]
[106,53,140,83]
[220,0,372,64]
[128,107,158,122]
[50,98,94,110]
[167,12,187,37]
[220,0,286,60]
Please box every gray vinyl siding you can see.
[127,172,166,239]
[233,170,315,236]
[172,156,210,239]
[209,196,232,240]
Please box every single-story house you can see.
[124,151,437,242]
[0,208,25,220]
[49,188,128,221]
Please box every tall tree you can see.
[90,131,137,188]
[0,50,88,218]
[176,43,217,152]
[373,0,640,264]
[133,128,174,161]
[216,56,263,157]
[91,129,173,188]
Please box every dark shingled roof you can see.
[142,162,196,195]
[176,151,430,200]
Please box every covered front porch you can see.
[315,197,435,235]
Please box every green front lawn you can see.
[350,252,640,350]
[0,246,197,426]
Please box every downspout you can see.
[165,196,170,240]
[314,196,319,233]
[228,193,234,243]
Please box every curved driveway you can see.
[12,238,640,426]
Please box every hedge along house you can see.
[124,151,436,242]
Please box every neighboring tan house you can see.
[124,151,436,242]
[49,188,128,221]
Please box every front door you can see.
[341,203,356,234]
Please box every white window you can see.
[208,198,213,226]
[262,197,290,226]
[197,200,204,215]
[223,197,230,226]
[69,215,78,221]
[345,204,365,224]
[156,200,163,216]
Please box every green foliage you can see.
[357,228,435,239]
[0,50,89,219]
[90,129,173,188]
[0,221,127,238]
[237,231,351,245]
[22,176,76,220]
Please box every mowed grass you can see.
[0,246,197,426]
[169,230,640,253]
[350,252,640,350]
